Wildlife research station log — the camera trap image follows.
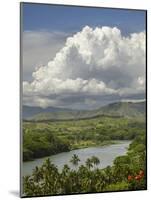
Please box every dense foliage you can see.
[23,128,70,161]
[23,116,146,196]
[23,131,146,196]
[23,116,145,161]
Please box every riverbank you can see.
[23,133,146,196]
[23,140,131,176]
[70,139,123,150]
[23,139,126,162]
[23,115,144,162]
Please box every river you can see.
[22,140,131,176]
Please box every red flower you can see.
[135,175,142,181]
[128,175,133,181]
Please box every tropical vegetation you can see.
[23,130,146,196]
[23,115,145,161]
[23,112,146,196]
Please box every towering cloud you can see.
[23,26,145,108]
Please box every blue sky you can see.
[22,3,146,109]
[23,3,146,35]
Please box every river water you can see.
[22,140,131,176]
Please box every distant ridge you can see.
[22,105,74,119]
[23,101,146,121]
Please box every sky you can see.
[22,3,146,109]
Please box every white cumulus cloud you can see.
[23,26,146,108]
[23,30,68,81]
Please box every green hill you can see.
[95,101,146,117]
[23,101,146,121]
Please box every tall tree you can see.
[86,158,93,170]
[91,156,100,169]
[70,154,80,168]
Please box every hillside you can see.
[23,101,146,121]
[23,105,74,119]
[94,101,146,117]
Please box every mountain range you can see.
[23,101,146,121]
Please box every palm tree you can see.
[32,166,42,182]
[70,154,80,168]
[104,165,113,184]
[61,164,72,193]
[91,156,100,169]
[41,158,59,194]
[86,158,93,170]
[62,164,70,176]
